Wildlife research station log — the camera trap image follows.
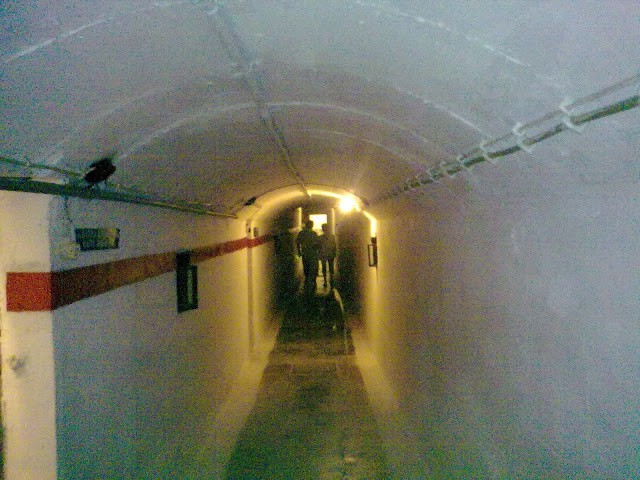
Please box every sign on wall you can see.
[75,228,120,251]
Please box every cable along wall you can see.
[374,74,640,203]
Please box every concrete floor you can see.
[225,282,388,479]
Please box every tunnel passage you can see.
[228,202,386,479]
[226,282,388,479]
[1,1,639,479]
[268,196,373,313]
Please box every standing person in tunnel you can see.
[318,223,337,288]
[296,219,320,291]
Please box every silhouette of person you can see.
[296,219,319,291]
[318,223,337,288]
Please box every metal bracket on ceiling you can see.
[511,122,534,153]
[558,98,585,133]
[439,160,457,179]
[478,140,497,164]
[422,169,439,184]
[455,154,472,172]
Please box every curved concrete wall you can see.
[2,173,639,478]
[2,195,281,478]
[1,1,638,478]
[360,177,640,478]
[49,198,250,478]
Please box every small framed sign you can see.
[177,251,198,313]
[368,237,378,267]
[75,228,120,251]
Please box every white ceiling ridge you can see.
[386,84,491,137]
[4,20,105,63]
[267,101,437,150]
[91,98,440,163]
[295,127,432,166]
[50,88,445,164]
[43,87,178,162]
[115,103,257,161]
[208,1,309,197]
[46,100,259,169]
[353,0,450,31]
[3,1,195,64]
[352,0,563,89]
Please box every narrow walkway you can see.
[225,282,388,479]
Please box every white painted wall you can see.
[335,212,371,312]
[47,197,277,478]
[248,241,277,353]
[0,192,57,480]
[363,178,640,478]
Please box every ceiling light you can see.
[339,197,357,213]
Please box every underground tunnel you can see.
[1,1,639,479]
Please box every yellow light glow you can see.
[363,211,377,237]
[245,186,371,226]
[339,197,357,212]
[307,189,362,213]
[308,214,327,231]
[307,189,343,199]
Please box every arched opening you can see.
[239,186,376,311]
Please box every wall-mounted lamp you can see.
[368,237,378,267]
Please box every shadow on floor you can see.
[225,283,388,480]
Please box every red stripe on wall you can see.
[248,235,272,248]
[6,272,54,311]
[52,252,176,309]
[191,237,249,263]
[191,235,272,262]
[6,235,273,312]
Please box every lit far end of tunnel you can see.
[236,185,377,237]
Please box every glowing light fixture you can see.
[339,197,357,213]
[306,189,361,213]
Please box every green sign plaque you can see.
[75,228,120,251]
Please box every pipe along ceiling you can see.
[1,1,639,219]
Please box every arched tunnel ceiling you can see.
[2,1,639,216]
